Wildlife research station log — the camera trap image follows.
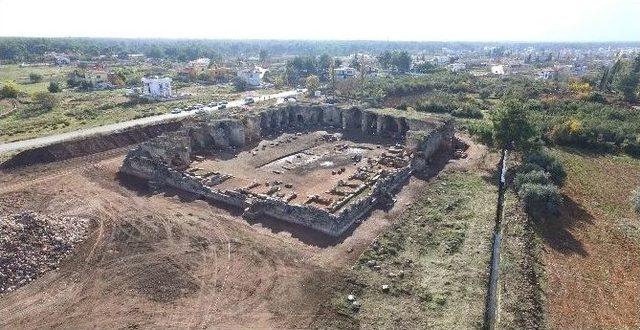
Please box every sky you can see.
[0,0,639,42]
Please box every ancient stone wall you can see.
[120,102,453,237]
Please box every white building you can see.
[141,77,172,98]
[448,63,466,73]
[237,66,267,87]
[333,67,357,80]
[432,56,451,66]
[491,65,508,75]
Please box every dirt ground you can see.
[540,150,640,329]
[191,130,405,208]
[0,133,487,329]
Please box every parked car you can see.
[244,97,254,104]
[193,103,204,109]
[170,108,182,114]
[218,104,226,109]
[219,100,228,105]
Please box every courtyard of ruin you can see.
[120,102,454,237]
[188,130,409,213]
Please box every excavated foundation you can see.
[120,102,454,237]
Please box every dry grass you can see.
[537,148,640,329]
[320,171,496,329]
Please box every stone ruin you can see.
[120,102,454,237]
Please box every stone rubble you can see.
[0,212,89,294]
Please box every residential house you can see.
[86,70,108,85]
[237,66,267,87]
[448,63,466,73]
[333,67,357,80]
[490,65,509,75]
[141,77,172,98]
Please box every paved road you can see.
[0,89,302,154]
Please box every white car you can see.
[170,108,182,114]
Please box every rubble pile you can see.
[0,212,89,294]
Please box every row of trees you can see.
[599,55,640,102]
[376,51,412,73]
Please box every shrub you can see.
[465,121,493,146]
[0,81,20,98]
[479,89,491,100]
[233,76,248,92]
[31,91,58,110]
[584,91,607,103]
[632,188,640,215]
[29,73,43,83]
[48,81,62,93]
[524,150,567,186]
[451,107,483,119]
[518,183,563,215]
[514,169,551,191]
[517,163,544,174]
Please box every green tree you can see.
[392,51,412,73]
[317,54,332,80]
[305,75,320,93]
[48,81,62,93]
[32,91,58,110]
[259,49,269,63]
[0,81,20,98]
[29,73,43,83]
[233,76,248,92]
[414,62,436,74]
[377,51,393,70]
[616,56,640,103]
[491,99,537,151]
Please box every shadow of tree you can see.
[532,195,592,256]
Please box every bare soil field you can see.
[0,133,493,329]
[539,149,640,329]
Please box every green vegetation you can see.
[1,81,20,98]
[31,91,58,110]
[377,50,412,73]
[491,99,537,151]
[0,64,252,142]
[29,72,43,83]
[513,150,566,216]
[47,81,62,93]
[323,172,495,328]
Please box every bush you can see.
[584,91,607,103]
[479,89,491,100]
[465,121,493,146]
[514,169,551,191]
[0,81,20,98]
[524,150,567,186]
[518,183,563,215]
[233,77,248,92]
[451,107,483,119]
[31,91,58,110]
[48,81,62,93]
[29,73,43,83]
[517,163,544,174]
[632,188,640,215]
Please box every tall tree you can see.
[491,99,538,151]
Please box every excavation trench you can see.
[483,149,508,330]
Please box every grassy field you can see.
[0,64,280,143]
[498,190,545,329]
[319,171,496,329]
[537,149,640,329]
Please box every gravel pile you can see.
[0,212,89,294]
